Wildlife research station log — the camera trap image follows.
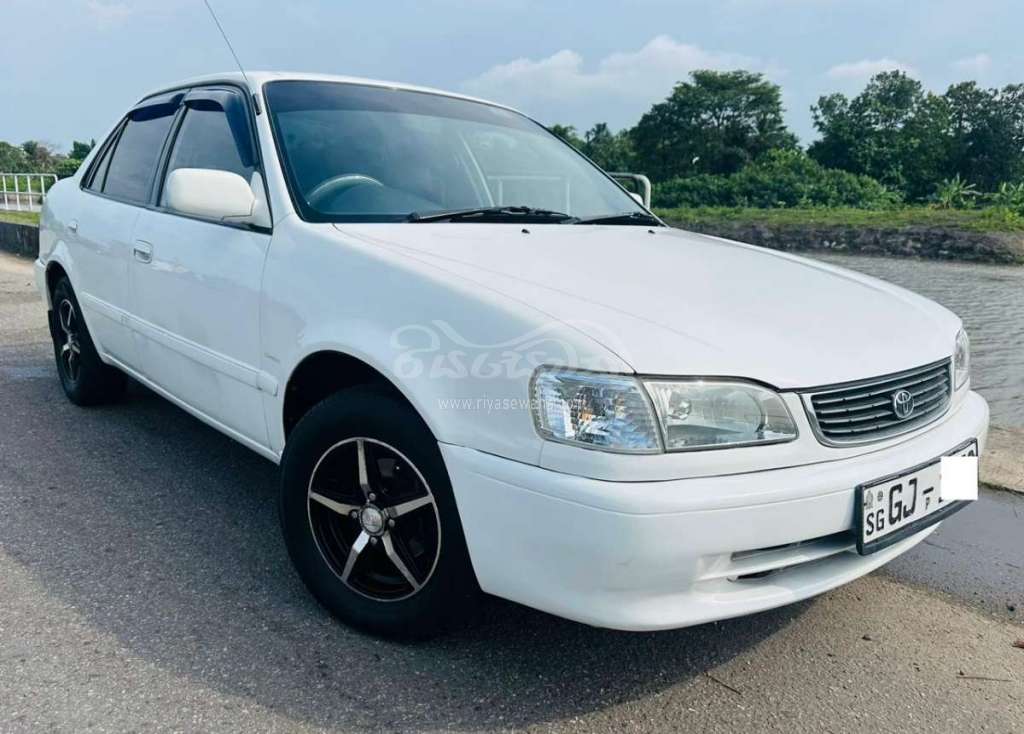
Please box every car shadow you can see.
[4,370,806,731]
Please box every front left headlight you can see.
[644,380,798,450]
[954,328,970,389]
[531,369,662,453]
[530,367,798,453]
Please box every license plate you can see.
[855,439,978,555]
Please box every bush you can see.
[987,181,1024,212]
[931,175,980,209]
[652,150,900,210]
[653,175,734,209]
[56,158,83,179]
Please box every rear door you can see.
[73,94,179,368]
[129,86,272,448]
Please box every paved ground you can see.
[1,252,1021,733]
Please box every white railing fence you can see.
[609,173,652,208]
[0,173,58,212]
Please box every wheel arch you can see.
[45,261,69,304]
[40,239,78,310]
[281,349,434,444]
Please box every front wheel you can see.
[279,387,479,639]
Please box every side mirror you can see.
[164,168,257,222]
[628,192,644,206]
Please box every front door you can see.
[129,87,271,448]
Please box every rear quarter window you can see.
[83,124,122,192]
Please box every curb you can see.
[982,426,1024,495]
[0,222,39,259]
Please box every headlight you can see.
[530,368,798,453]
[531,369,661,452]
[954,329,970,389]
[644,380,798,450]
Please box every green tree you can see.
[944,82,1024,191]
[809,71,943,196]
[0,141,29,172]
[56,158,84,179]
[70,139,95,161]
[547,124,584,149]
[580,123,634,172]
[810,71,1024,199]
[19,140,59,172]
[631,70,797,181]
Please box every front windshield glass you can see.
[264,80,647,223]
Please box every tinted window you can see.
[103,111,175,203]
[163,102,255,194]
[84,124,121,192]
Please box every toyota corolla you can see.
[35,72,988,637]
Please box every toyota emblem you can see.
[891,389,915,420]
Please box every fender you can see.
[259,219,631,465]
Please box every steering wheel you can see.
[307,174,384,207]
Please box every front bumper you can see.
[442,390,989,631]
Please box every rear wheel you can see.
[49,276,125,405]
[279,387,479,639]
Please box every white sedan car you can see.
[36,72,988,638]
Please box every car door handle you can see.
[67,220,78,234]
[133,240,153,264]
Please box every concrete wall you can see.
[0,222,39,259]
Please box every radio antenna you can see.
[202,0,250,87]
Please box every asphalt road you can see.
[1,252,1021,733]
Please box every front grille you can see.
[805,358,952,445]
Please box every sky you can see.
[4,0,1024,152]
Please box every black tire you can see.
[279,386,479,639]
[49,276,126,406]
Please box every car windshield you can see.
[264,80,648,223]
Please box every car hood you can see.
[331,223,960,388]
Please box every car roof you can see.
[140,71,519,114]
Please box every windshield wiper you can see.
[407,205,577,223]
[573,211,662,226]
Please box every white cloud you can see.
[950,53,992,77]
[461,35,777,128]
[826,58,918,81]
[84,0,132,29]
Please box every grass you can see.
[654,206,1024,233]
[0,210,40,226]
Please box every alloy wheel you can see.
[57,299,82,383]
[306,437,442,601]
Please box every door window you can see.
[162,99,255,201]
[102,109,176,203]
